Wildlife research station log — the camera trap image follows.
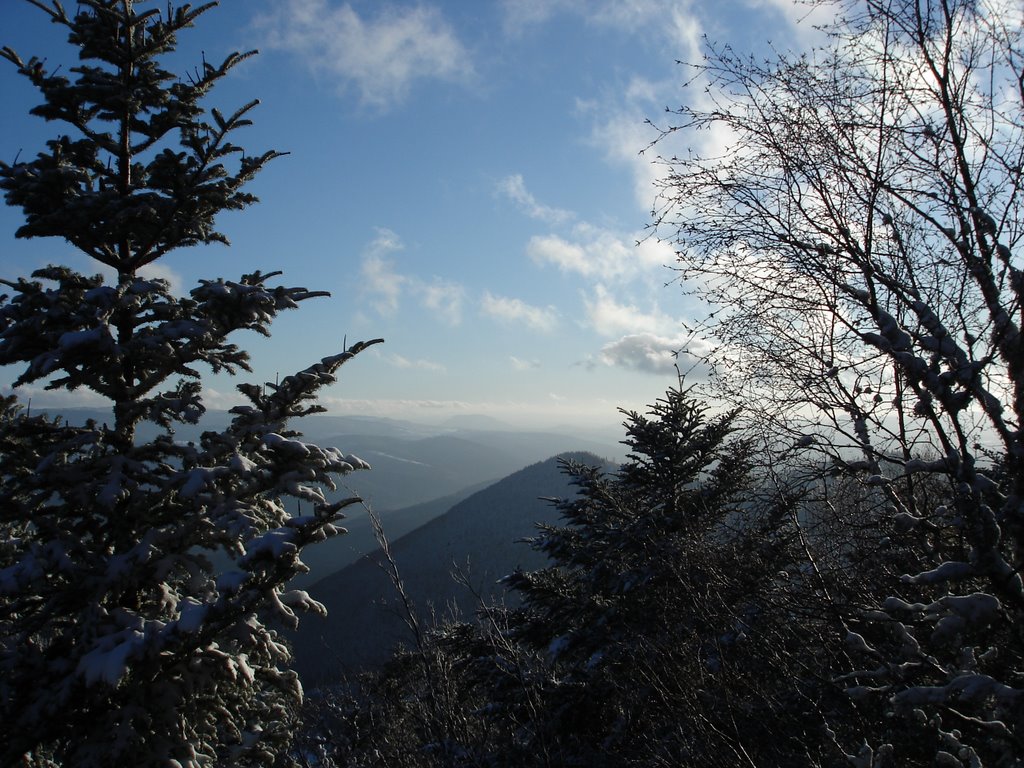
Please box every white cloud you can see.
[358,230,465,324]
[420,278,465,326]
[500,0,574,34]
[365,227,404,254]
[583,94,665,207]
[200,387,235,411]
[583,284,682,338]
[527,222,671,281]
[510,356,541,370]
[481,291,558,332]
[388,354,446,373]
[740,0,838,45]
[498,3,700,216]
[502,0,701,51]
[499,0,827,223]
[527,234,590,275]
[568,271,716,376]
[498,174,573,224]
[594,1,702,57]
[598,333,681,374]
[596,333,711,376]
[254,0,474,110]
[360,229,406,315]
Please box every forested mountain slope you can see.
[292,452,613,684]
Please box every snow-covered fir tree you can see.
[0,2,381,765]
[498,386,820,766]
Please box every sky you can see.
[0,0,828,431]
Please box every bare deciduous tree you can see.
[652,0,1024,762]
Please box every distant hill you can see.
[312,427,621,514]
[291,428,620,586]
[440,413,516,430]
[290,451,615,686]
[289,481,490,588]
[315,432,525,512]
[36,408,623,588]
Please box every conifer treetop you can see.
[1,0,282,272]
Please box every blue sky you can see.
[0,0,825,430]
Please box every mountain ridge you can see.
[291,451,615,685]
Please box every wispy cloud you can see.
[528,223,671,282]
[500,0,568,33]
[583,284,676,337]
[360,229,406,315]
[481,291,558,332]
[510,355,542,370]
[421,279,465,326]
[388,354,446,373]
[498,174,573,224]
[501,0,701,50]
[253,0,474,110]
[580,87,665,208]
[359,229,464,324]
[740,0,838,44]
